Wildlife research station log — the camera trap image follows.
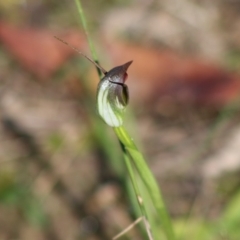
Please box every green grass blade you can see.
[120,142,154,240]
[74,0,102,77]
[114,126,175,240]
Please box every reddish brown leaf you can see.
[0,21,86,79]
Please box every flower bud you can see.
[97,61,132,127]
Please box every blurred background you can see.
[1,0,240,239]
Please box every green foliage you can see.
[173,189,240,240]
[23,197,48,227]
[47,132,65,151]
[218,190,240,239]
[0,170,47,227]
[174,218,214,240]
[225,49,240,70]
[0,171,19,204]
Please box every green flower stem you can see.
[120,142,153,240]
[114,126,175,240]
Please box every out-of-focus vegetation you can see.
[1,0,240,239]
